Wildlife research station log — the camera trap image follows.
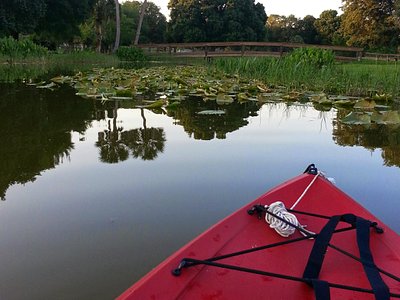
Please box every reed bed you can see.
[211,56,400,98]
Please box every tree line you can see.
[1,0,399,53]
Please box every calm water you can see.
[0,82,399,299]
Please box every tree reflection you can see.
[96,106,166,163]
[166,97,260,140]
[0,84,93,200]
[96,101,129,163]
[333,108,400,167]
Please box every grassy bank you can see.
[0,51,119,83]
[210,57,400,98]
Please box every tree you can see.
[340,0,398,48]
[93,0,115,52]
[297,15,319,44]
[167,0,267,42]
[113,0,121,52]
[314,10,343,45]
[167,0,206,42]
[35,0,95,49]
[134,0,148,45]
[119,1,166,46]
[0,0,46,39]
[266,14,299,42]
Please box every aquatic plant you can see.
[0,37,48,63]
[116,46,147,62]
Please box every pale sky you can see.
[148,0,343,19]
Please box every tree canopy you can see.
[1,0,400,52]
[0,0,47,39]
[167,0,267,42]
[340,0,399,48]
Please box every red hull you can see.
[118,171,400,299]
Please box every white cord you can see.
[290,171,320,210]
[265,202,315,237]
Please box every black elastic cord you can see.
[176,258,400,298]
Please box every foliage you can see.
[266,14,319,44]
[116,46,147,61]
[0,37,48,62]
[212,56,400,97]
[167,0,267,42]
[34,0,96,49]
[0,0,46,38]
[285,48,335,68]
[80,1,166,51]
[314,10,343,45]
[340,0,399,48]
[120,1,166,45]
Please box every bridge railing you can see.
[136,42,364,61]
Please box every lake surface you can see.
[0,81,399,299]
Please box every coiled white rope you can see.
[265,172,326,237]
[265,201,315,237]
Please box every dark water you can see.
[0,82,399,299]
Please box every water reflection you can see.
[96,104,166,163]
[166,97,260,140]
[1,82,400,201]
[333,108,400,167]
[0,84,93,200]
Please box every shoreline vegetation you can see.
[0,39,399,100]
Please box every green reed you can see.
[211,56,400,98]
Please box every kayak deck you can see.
[118,168,400,299]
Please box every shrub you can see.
[285,48,335,68]
[0,37,48,62]
[116,46,147,62]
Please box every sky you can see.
[148,0,343,19]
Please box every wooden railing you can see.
[364,52,400,61]
[136,42,364,61]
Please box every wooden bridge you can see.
[137,42,365,61]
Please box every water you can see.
[0,83,399,299]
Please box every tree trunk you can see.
[134,0,148,45]
[95,22,103,53]
[113,0,121,53]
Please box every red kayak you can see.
[117,165,400,299]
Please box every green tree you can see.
[34,0,95,49]
[0,0,46,39]
[167,0,267,42]
[314,10,343,45]
[297,15,319,44]
[266,14,299,42]
[93,0,115,52]
[167,0,206,42]
[340,0,398,48]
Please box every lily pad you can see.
[197,110,225,115]
[354,99,376,110]
[333,100,354,108]
[144,100,165,109]
[382,111,400,124]
[373,93,393,102]
[36,82,57,90]
[216,93,234,104]
[341,112,371,125]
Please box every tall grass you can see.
[211,54,400,97]
[0,37,48,63]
